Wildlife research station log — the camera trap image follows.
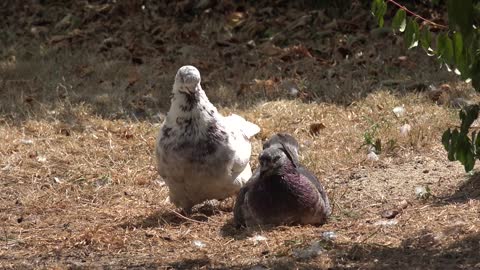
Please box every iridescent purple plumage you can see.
[234,133,331,227]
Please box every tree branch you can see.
[387,0,448,29]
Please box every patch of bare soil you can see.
[1,1,479,269]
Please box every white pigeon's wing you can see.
[228,131,253,179]
[223,114,260,139]
[218,113,257,180]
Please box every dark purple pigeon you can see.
[262,133,300,164]
[234,134,331,227]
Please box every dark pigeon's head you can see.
[262,133,300,164]
[173,65,202,94]
[259,146,296,175]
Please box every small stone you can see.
[423,169,429,174]
[154,178,166,187]
[53,177,63,184]
[293,241,324,259]
[374,219,398,226]
[367,151,379,161]
[393,106,405,117]
[399,124,411,136]
[20,139,34,145]
[193,240,206,248]
[247,40,256,49]
[415,186,431,199]
[380,209,399,219]
[322,231,337,241]
[288,87,299,96]
[398,199,409,209]
[248,235,267,244]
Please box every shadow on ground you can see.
[120,203,231,228]
[330,232,480,270]
[6,232,478,269]
[437,172,480,204]
[165,232,480,269]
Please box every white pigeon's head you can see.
[174,65,201,94]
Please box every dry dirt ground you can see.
[1,1,479,269]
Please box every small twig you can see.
[350,227,382,259]
[360,227,382,245]
[387,0,448,29]
[3,226,8,248]
[223,238,235,246]
[168,209,209,225]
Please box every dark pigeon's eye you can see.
[273,156,280,162]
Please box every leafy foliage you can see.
[371,0,480,171]
[371,0,388,27]
[442,105,480,171]
[362,124,383,154]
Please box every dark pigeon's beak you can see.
[259,154,279,171]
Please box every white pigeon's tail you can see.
[225,114,260,139]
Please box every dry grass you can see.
[1,88,479,269]
[1,2,479,268]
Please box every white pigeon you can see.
[155,65,260,212]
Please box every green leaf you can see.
[420,26,431,50]
[437,34,446,59]
[447,0,474,37]
[455,133,475,172]
[444,36,454,64]
[405,18,419,49]
[448,129,459,161]
[442,128,452,151]
[472,60,480,91]
[459,105,480,134]
[475,129,480,157]
[453,32,464,63]
[437,34,454,65]
[392,9,406,32]
[371,0,387,27]
[471,130,477,153]
[464,151,475,171]
[452,31,471,78]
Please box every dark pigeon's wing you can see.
[297,166,332,215]
[233,168,262,227]
[233,185,249,227]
